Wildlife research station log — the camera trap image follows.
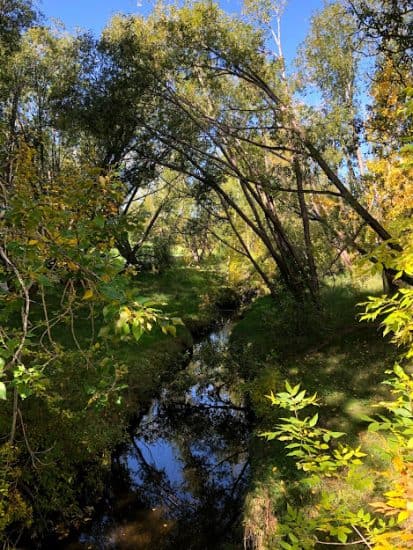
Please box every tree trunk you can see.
[293,158,319,302]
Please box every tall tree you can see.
[89,3,411,295]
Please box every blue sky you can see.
[38,0,323,66]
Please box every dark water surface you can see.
[55,323,250,550]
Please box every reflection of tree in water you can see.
[120,331,250,549]
[125,395,249,548]
[61,325,250,550]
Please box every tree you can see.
[94,2,413,297]
[0,9,179,542]
[67,5,324,302]
[347,0,413,66]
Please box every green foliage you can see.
[260,216,413,547]
[260,375,413,548]
[261,383,363,476]
[0,444,32,536]
[152,235,173,272]
[101,299,182,342]
[0,0,411,546]
[360,223,413,356]
[0,139,182,540]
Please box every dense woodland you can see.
[0,0,412,548]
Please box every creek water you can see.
[57,323,250,550]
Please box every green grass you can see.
[231,273,395,427]
[46,266,229,410]
[230,275,398,547]
[231,275,385,360]
[134,266,229,332]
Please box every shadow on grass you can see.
[231,276,398,546]
[231,276,396,436]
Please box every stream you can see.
[56,322,250,550]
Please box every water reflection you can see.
[64,323,250,549]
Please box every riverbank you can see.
[115,267,240,416]
[229,276,397,548]
[8,269,398,549]
[11,267,240,547]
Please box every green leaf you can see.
[295,389,306,401]
[288,531,299,543]
[36,273,54,287]
[337,527,349,543]
[100,284,122,300]
[394,363,406,379]
[330,431,345,439]
[171,317,184,326]
[260,431,276,440]
[93,215,105,229]
[308,413,318,427]
[0,382,6,400]
[132,324,143,341]
[394,407,412,417]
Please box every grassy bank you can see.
[121,266,238,411]
[2,266,234,543]
[230,276,398,548]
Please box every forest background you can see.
[0,0,412,548]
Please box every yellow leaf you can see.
[392,456,404,471]
[82,289,94,300]
[28,239,38,245]
[385,489,402,498]
[397,510,409,523]
[386,498,406,509]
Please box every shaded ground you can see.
[229,276,397,548]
